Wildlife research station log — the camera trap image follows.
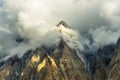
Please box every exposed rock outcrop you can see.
[106,37,120,80]
[0,40,89,80]
[93,37,120,80]
[0,21,119,80]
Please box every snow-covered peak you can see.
[58,24,84,51]
[57,24,86,65]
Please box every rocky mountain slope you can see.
[0,40,89,80]
[0,22,89,80]
[93,38,120,80]
[0,22,120,80]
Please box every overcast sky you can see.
[0,0,120,59]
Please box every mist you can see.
[0,0,120,60]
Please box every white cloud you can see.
[0,0,120,59]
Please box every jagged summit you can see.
[0,37,88,80]
[0,21,120,80]
[57,20,71,28]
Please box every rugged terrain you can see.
[0,23,120,80]
[0,40,89,80]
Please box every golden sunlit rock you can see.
[48,55,57,68]
[37,59,46,72]
[31,54,40,63]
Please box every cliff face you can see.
[0,22,120,80]
[0,40,89,80]
[1,39,119,80]
[93,38,120,80]
[106,38,120,80]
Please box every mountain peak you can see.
[0,37,88,80]
[57,20,71,28]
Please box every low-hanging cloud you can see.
[0,0,120,60]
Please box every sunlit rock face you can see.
[0,21,119,80]
[0,40,89,80]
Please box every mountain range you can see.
[0,22,120,80]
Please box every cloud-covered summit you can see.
[0,0,120,60]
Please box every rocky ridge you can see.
[0,21,120,80]
[0,40,89,80]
